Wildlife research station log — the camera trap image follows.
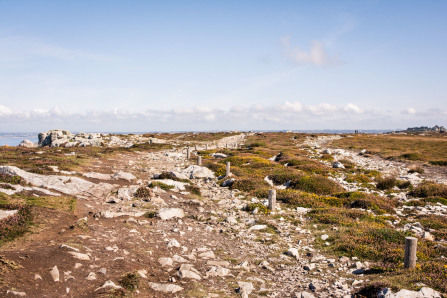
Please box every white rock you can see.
[321,234,329,241]
[286,247,300,259]
[181,165,215,179]
[158,257,173,267]
[248,224,268,231]
[95,280,122,291]
[68,252,90,261]
[112,171,136,181]
[148,282,183,293]
[198,251,215,259]
[206,266,231,277]
[50,265,60,282]
[158,208,185,220]
[85,272,97,280]
[178,264,201,280]
[167,239,181,248]
[6,290,26,296]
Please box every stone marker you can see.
[404,237,417,269]
[268,189,276,210]
[186,147,190,159]
[226,162,231,177]
[197,156,202,166]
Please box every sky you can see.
[0,0,446,132]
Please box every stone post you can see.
[404,237,417,269]
[195,145,198,151]
[268,189,276,210]
[205,144,208,150]
[197,156,202,166]
[226,162,231,177]
[186,147,190,159]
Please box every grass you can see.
[376,175,397,190]
[409,181,447,198]
[118,272,140,292]
[134,187,152,198]
[149,181,175,190]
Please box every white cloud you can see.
[1,102,444,132]
[0,105,12,116]
[343,103,363,114]
[281,36,340,66]
[403,107,416,115]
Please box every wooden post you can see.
[186,147,190,159]
[205,144,208,150]
[226,162,231,177]
[225,143,228,148]
[197,156,202,166]
[268,189,276,210]
[404,237,417,269]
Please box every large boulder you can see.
[181,165,215,179]
[18,139,36,148]
[38,130,73,147]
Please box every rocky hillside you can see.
[0,132,445,297]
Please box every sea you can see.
[0,129,395,147]
[0,133,39,147]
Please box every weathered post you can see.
[205,144,208,150]
[226,162,231,177]
[404,237,417,269]
[225,143,228,148]
[268,189,276,210]
[195,145,198,151]
[186,147,190,159]
[197,156,202,166]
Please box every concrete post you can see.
[226,162,231,177]
[404,237,417,269]
[268,189,276,210]
[197,156,202,166]
[195,145,198,151]
[186,147,190,159]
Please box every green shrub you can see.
[376,175,397,190]
[429,160,447,166]
[246,203,270,214]
[231,178,269,192]
[185,185,201,196]
[400,152,421,160]
[149,181,174,191]
[0,174,23,185]
[134,187,152,198]
[119,272,140,292]
[289,174,343,195]
[409,181,447,198]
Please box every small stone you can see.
[321,234,329,241]
[286,247,300,259]
[86,272,97,280]
[50,265,60,282]
[149,282,183,293]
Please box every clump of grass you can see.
[408,166,425,174]
[409,181,447,198]
[375,175,397,190]
[247,141,266,148]
[0,203,32,244]
[185,185,201,196]
[149,181,174,191]
[155,171,191,183]
[400,152,422,160]
[143,211,157,218]
[0,174,23,185]
[338,158,355,169]
[134,187,152,198]
[288,174,344,195]
[321,153,334,161]
[345,173,371,184]
[118,272,140,292]
[429,160,447,166]
[396,180,412,190]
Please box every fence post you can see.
[268,189,276,210]
[186,147,190,159]
[404,237,417,269]
[226,162,231,177]
[197,156,202,166]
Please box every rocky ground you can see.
[0,134,444,297]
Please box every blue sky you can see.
[0,0,446,132]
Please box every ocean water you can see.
[0,134,39,146]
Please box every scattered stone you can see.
[158,208,185,220]
[237,282,254,298]
[177,264,201,280]
[148,282,183,293]
[50,265,60,282]
[158,257,173,267]
[6,290,26,296]
[85,272,97,280]
[95,280,122,291]
[286,247,300,259]
[67,252,90,261]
